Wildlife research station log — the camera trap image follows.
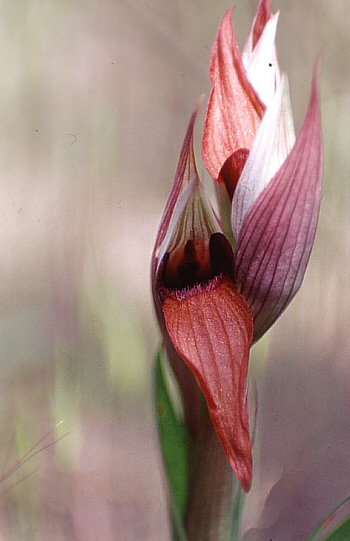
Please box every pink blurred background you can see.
[0,0,348,539]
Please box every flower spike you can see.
[153,3,323,502]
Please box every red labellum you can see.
[158,233,254,491]
[161,273,253,492]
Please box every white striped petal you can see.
[232,74,295,241]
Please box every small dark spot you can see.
[35,129,38,132]
[111,62,114,65]
[269,63,273,67]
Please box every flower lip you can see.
[161,273,254,492]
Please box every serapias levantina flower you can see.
[152,0,322,493]
[152,107,254,492]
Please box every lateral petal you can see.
[235,63,323,341]
[232,74,295,241]
[162,276,254,491]
[202,8,264,181]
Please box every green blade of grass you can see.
[305,496,350,541]
[154,347,189,540]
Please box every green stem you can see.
[184,410,242,541]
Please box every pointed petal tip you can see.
[258,0,272,12]
[311,56,322,107]
[194,93,206,118]
[250,0,273,51]
[228,446,252,492]
[222,6,234,22]
[314,54,322,78]
[203,6,264,181]
[153,103,202,261]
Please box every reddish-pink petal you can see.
[162,276,254,491]
[251,0,272,50]
[235,62,323,341]
[242,0,272,66]
[202,8,265,181]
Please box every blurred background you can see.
[0,0,348,539]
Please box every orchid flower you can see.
[152,0,322,494]
[152,106,254,492]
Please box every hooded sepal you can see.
[202,8,265,182]
[153,106,201,268]
[235,61,323,341]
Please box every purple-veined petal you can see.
[235,62,323,341]
[202,8,264,182]
[232,74,295,241]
